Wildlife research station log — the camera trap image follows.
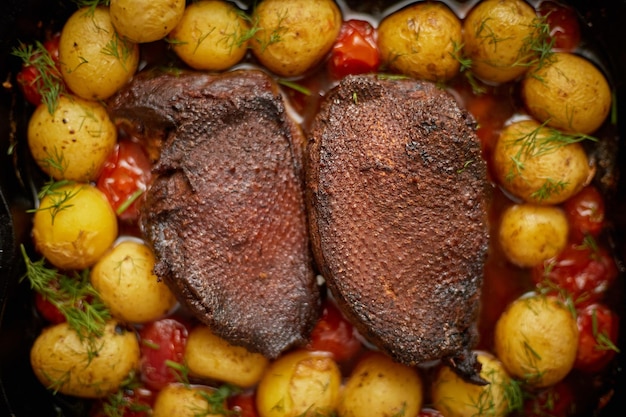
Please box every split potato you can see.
[256,349,341,417]
[494,294,578,388]
[493,119,593,205]
[169,0,250,71]
[498,203,568,268]
[30,321,139,398]
[27,94,117,182]
[432,352,515,417]
[91,240,177,323]
[338,352,423,417]
[251,0,342,77]
[185,325,268,388]
[59,6,139,100]
[32,183,118,270]
[378,2,462,81]
[463,0,539,83]
[110,0,185,43]
[522,52,612,134]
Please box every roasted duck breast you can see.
[108,69,319,358]
[306,74,490,382]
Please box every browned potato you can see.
[494,294,578,388]
[152,383,229,417]
[522,52,612,134]
[256,350,341,417]
[463,0,539,83]
[110,0,185,43]
[498,203,568,268]
[432,352,516,417]
[250,0,342,77]
[185,325,268,388]
[59,6,139,100]
[378,2,462,82]
[169,0,250,71]
[338,352,423,417]
[493,119,594,204]
[91,240,177,323]
[30,321,139,398]
[27,94,117,182]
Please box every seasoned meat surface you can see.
[108,69,319,358]
[306,74,489,381]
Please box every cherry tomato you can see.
[328,19,380,79]
[91,386,155,417]
[228,390,259,417]
[305,298,362,362]
[34,292,65,324]
[575,303,619,373]
[538,1,581,52]
[523,381,575,417]
[139,318,189,391]
[563,185,605,242]
[15,33,62,107]
[532,241,618,305]
[97,140,153,222]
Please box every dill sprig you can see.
[11,41,65,114]
[515,16,555,72]
[450,40,486,95]
[27,179,78,225]
[196,384,240,417]
[20,245,111,359]
[100,371,152,417]
[505,121,597,201]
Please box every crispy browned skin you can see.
[306,74,489,381]
[108,69,319,358]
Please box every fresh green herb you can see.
[591,309,620,353]
[515,16,555,73]
[165,360,191,385]
[253,10,289,53]
[278,79,312,95]
[450,40,486,95]
[100,372,151,417]
[194,384,240,417]
[116,189,144,216]
[20,245,111,359]
[11,41,65,114]
[101,32,135,72]
[27,180,78,224]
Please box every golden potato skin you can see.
[494,294,578,388]
[59,6,139,100]
[251,0,342,77]
[152,384,228,417]
[256,350,341,417]
[185,325,269,388]
[30,321,139,398]
[169,0,250,71]
[110,0,185,43]
[498,203,568,268]
[338,352,423,417]
[91,240,177,323]
[27,95,117,182]
[32,183,118,270]
[378,2,462,82]
[463,0,538,83]
[493,119,593,205]
[432,352,514,417]
[522,52,612,134]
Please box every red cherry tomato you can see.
[538,1,581,52]
[328,19,380,79]
[34,292,65,324]
[15,33,62,107]
[305,299,362,362]
[139,318,189,391]
[575,303,619,373]
[97,140,153,222]
[563,185,605,242]
[523,381,575,417]
[228,390,259,417]
[532,241,618,305]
